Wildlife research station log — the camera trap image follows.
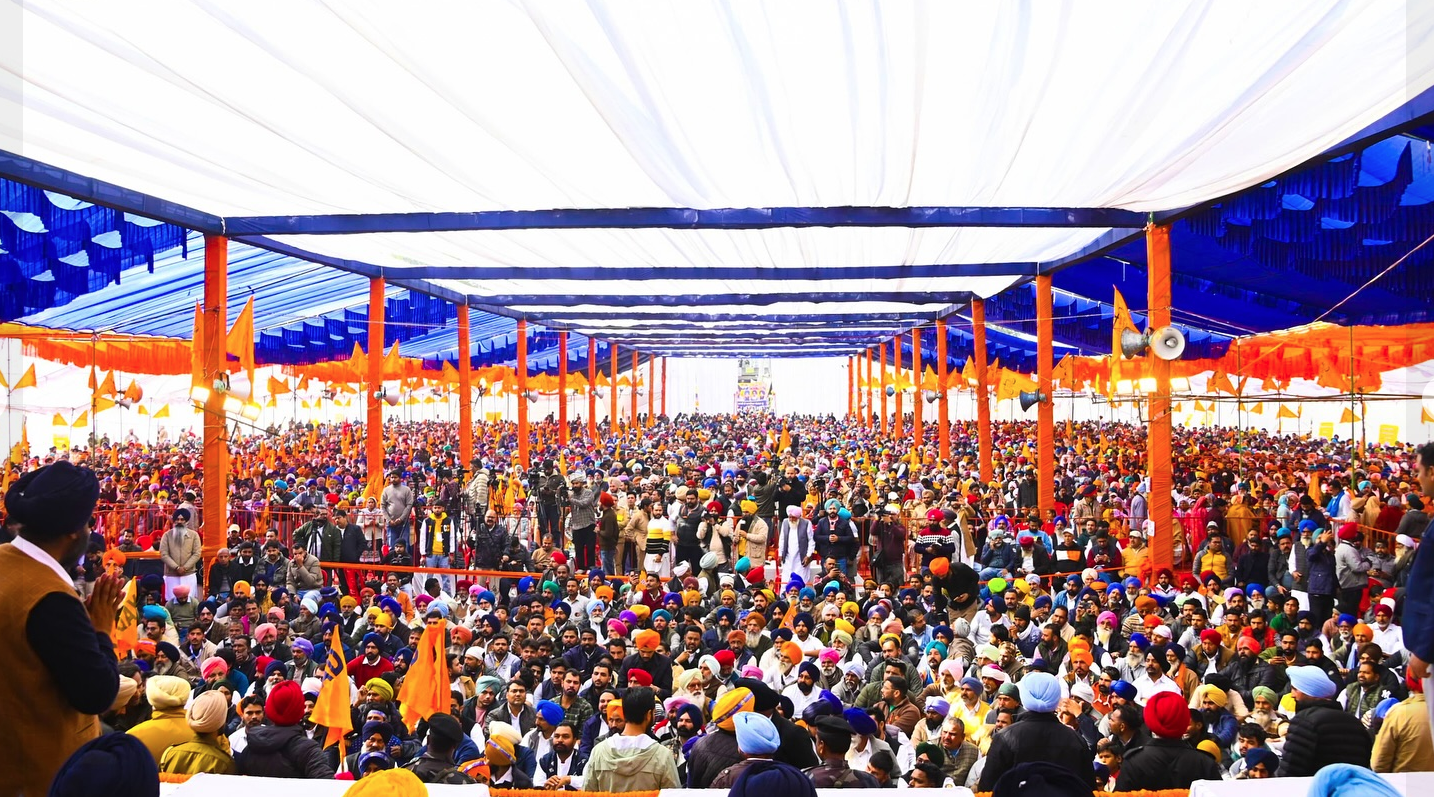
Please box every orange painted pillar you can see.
[660,357,667,417]
[557,330,568,445]
[630,350,639,429]
[587,337,598,444]
[458,305,473,466]
[865,347,874,429]
[893,337,904,437]
[972,299,994,484]
[201,235,229,562]
[1148,224,1174,573]
[936,318,950,463]
[646,353,654,427]
[879,343,888,438]
[1036,274,1055,518]
[367,277,386,489]
[912,328,923,453]
[516,320,529,468]
[609,344,618,430]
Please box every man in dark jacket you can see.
[1276,665,1374,777]
[337,511,367,596]
[236,681,335,778]
[1219,636,1277,706]
[977,673,1089,791]
[1116,691,1223,790]
[404,713,478,784]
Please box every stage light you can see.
[1138,377,1157,393]
[1170,377,1191,391]
[241,402,262,421]
[222,395,242,414]
[1115,379,1133,395]
[189,385,211,404]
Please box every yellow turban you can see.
[740,500,758,514]
[486,736,516,766]
[834,619,855,636]
[712,687,755,731]
[365,678,394,702]
[343,769,427,797]
[1197,684,1228,709]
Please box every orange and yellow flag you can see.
[12,364,36,391]
[310,628,353,747]
[110,577,140,659]
[398,618,450,732]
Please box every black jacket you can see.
[977,712,1089,791]
[686,729,742,788]
[1114,738,1223,791]
[771,713,820,769]
[339,525,367,563]
[1276,699,1374,777]
[237,724,336,779]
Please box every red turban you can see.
[627,668,653,687]
[1199,629,1224,646]
[1236,635,1262,654]
[1145,691,1190,739]
[1337,522,1360,541]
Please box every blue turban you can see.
[663,592,682,605]
[785,574,805,590]
[377,596,401,616]
[536,700,565,727]
[1106,584,1124,596]
[141,605,166,623]
[1298,519,1319,533]
[733,712,782,755]
[772,627,793,642]
[291,638,314,657]
[48,731,157,797]
[1018,672,1063,713]
[1245,583,1265,596]
[361,633,383,649]
[1338,613,1357,626]
[818,690,843,713]
[793,612,815,629]
[518,576,535,593]
[899,588,919,601]
[428,600,449,618]
[554,601,573,616]
[1130,632,1149,650]
[1374,697,1401,720]
[716,607,736,624]
[843,707,878,736]
[1110,680,1138,701]
[1242,747,1278,774]
[727,759,815,797]
[356,751,395,773]
[1066,574,1082,584]
[361,720,394,740]
[673,702,705,729]
[987,595,1007,613]
[798,587,817,601]
[1287,665,1337,699]
[960,677,982,692]
[1123,577,1142,591]
[264,660,287,679]
[1308,763,1400,797]
[318,604,340,621]
[925,697,951,717]
[931,625,953,640]
[475,590,495,605]
[924,640,949,658]
[1033,595,1053,609]
[797,661,820,681]
[3,461,99,541]
[394,648,415,666]
[823,582,840,595]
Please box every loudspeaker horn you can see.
[525,390,539,403]
[923,389,939,404]
[382,391,401,407]
[1119,327,1149,359]
[1148,326,1187,361]
[1018,391,1049,412]
[884,385,896,397]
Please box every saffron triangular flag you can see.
[13,364,36,390]
[72,411,88,428]
[153,404,170,419]
[398,619,450,732]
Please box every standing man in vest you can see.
[0,461,122,797]
[161,508,203,599]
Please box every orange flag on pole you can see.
[398,618,450,732]
[310,628,353,748]
[110,577,140,659]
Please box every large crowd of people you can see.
[3,412,1431,796]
